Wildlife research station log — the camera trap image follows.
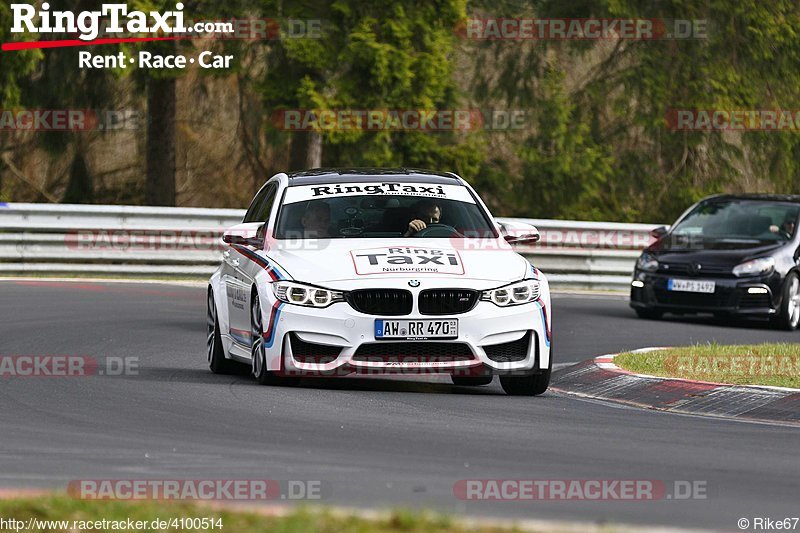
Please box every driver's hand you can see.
[406,219,427,236]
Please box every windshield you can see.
[671,200,799,242]
[274,183,497,239]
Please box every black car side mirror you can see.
[650,226,668,239]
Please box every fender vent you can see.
[290,333,342,364]
[483,331,531,363]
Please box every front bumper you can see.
[262,295,552,377]
[629,270,780,315]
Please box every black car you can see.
[630,194,800,329]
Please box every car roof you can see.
[702,193,800,204]
[285,167,463,186]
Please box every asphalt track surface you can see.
[0,280,798,530]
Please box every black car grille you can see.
[654,289,731,307]
[346,289,413,316]
[352,342,474,363]
[657,263,734,278]
[418,289,479,315]
[290,333,342,364]
[483,332,532,363]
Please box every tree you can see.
[260,0,479,174]
[0,2,42,200]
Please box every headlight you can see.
[481,279,540,307]
[273,281,344,308]
[636,252,659,272]
[732,257,775,277]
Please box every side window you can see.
[243,183,276,223]
[253,185,277,223]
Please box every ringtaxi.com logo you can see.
[453,479,707,500]
[9,2,226,42]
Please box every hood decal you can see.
[350,246,465,275]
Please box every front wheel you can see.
[771,273,800,331]
[251,292,298,386]
[207,289,238,374]
[499,341,552,396]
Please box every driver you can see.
[781,214,797,238]
[404,200,442,237]
[770,212,797,239]
[301,202,331,238]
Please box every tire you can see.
[251,291,298,386]
[207,289,238,374]
[635,308,663,320]
[771,273,800,331]
[451,375,493,387]
[499,340,552,396]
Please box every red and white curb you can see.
[552,348,800,426]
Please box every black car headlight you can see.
[481,279,540,307]
[732,257,775,277]
[636,252,659,272]
[273,281,345,308]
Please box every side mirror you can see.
[504,231,540,245]
[497,219,541,245]
[222,222,265,249]
[649,226,668,239]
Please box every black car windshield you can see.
[671,200,799,242]
[275,185,497,239]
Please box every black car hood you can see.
[647,238,784,266]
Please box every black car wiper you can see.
[713,238,762,243]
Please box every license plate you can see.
[667,279,716,293]
[375,319,458,340]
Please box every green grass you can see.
[614,343,800,388]
[0,495,534,533]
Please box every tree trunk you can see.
[145,77,176,206]
[62,152,93,204]
[288,131,322,171]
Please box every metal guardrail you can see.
[0,203,660,290]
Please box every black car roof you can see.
[703,193,800,204]
[285,167,462,186]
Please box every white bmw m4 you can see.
[207,168,552,395]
